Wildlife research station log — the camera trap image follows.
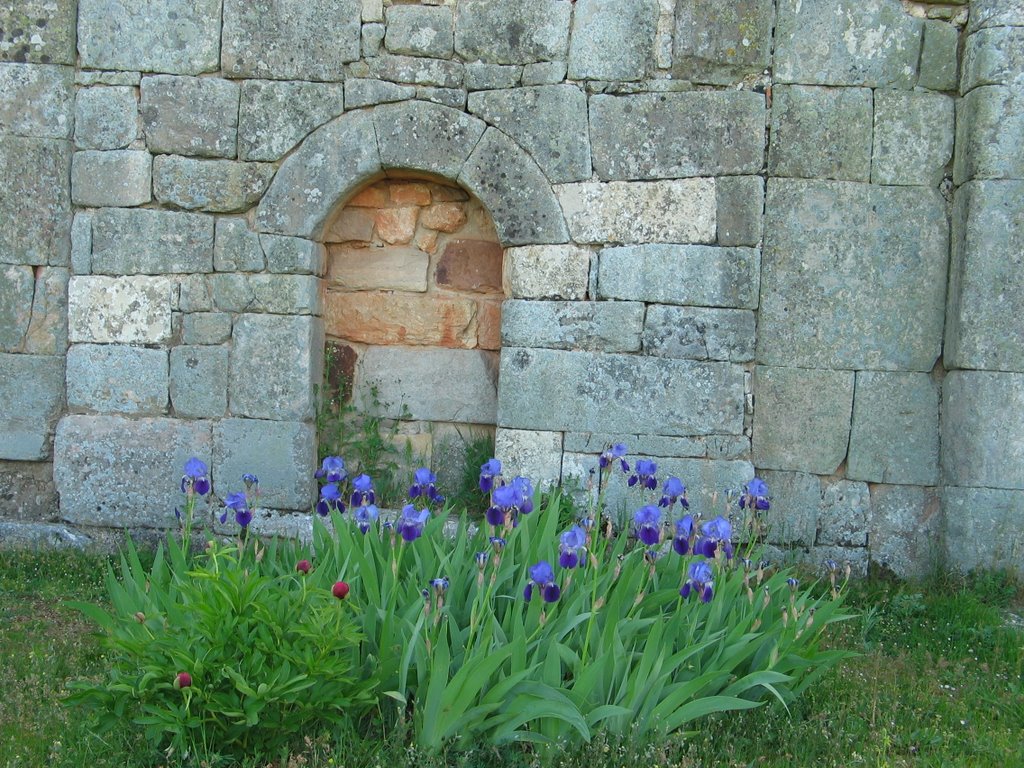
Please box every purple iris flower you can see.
[430,577,449,596]
[680,560,714,603]
[479,458,502,492]
[242,473,259,493]
[673,514,695,555]
[317,483,343,517]
[489,536,506,553]
[559,525,587,569]
[396,504,430,542]
[628,459,658,490]
[633,505,663,546]
[524,561,560,603]
[350,473,375,507]
[354,504,379,534]
[181,457,211,496]
[739,476,770,511]
[486,478,532,526]
[511,476,534,514]
[599,443,630,473]
[696,515,733,559]
[658,476,689,509]
[222,492,252,529]
[475,551,490,569]
[316,456,347,484]
[409,467,445,505]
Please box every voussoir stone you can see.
[71,150,152,208]
[643,306,755,362]
[91,208,214,274]
[598,245,759,308]
[54,414,214,528]
[759,179,947,371]
[170,345,228,418]
[501,300,644,353]
[78,0,220,74]
[0,137,72,267]
[944,486,1024,573]
[454,0,571,64]
[590,92,764,180]
[0,353,65,460]
[153,156,275,213]
[568,0,658,82]
[141,75,239,158]
[74,86,139,150]
[503,244,590,299]
[221,0,361,81]
[238,80,346,162]
[212,419,316,511]
[374,100,486,178]
[385,5,453,58]
[68,275,172,344]
[0,0,76,65]
[0,63,74,138]
[66,344,169,415]
[672,0,775,84]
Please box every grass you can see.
[1,549,1021,768]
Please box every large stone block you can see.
[0,0,76,65]
[945,181,1024,371]
[54,415,213,527]
[213,419,317,511]
[210,273,255,313]
[68,275,172,344]
[169,345,228,418]
[182,312,232,345]
[74,86,138,150]
[91,208,214,275]
[78,0,220,74]
[961,27,1024,92]
[768,85,872,182]
[24,266,69,355]
[758,180,948,370]
[71,150,152,208]
[344,78,416,109]
[221,0,360,81]
[374,100,485,179]
[70,213,91,275]
[0,63,73,138]
[848,371,939,486]
[954,85,1024,183]
[503,244,589,300]
[672,0,774,84]
[501,300,644,352]
[752,366,854,475]
[0,264,34,351]
[966,0,1024,35]
[643,306,755,362]
[466,63,522,91]
[0,460,58,522]
[556,180,716,244]
[563,432,719,460]
[459,128,569,246]
[328,246,429,291]
[942,371,1024,490]
[944,486,1024,573]
[523,61,566,86]
[436,240,503,292]
[0,136,71,266]
[356,346,498,424]
[870,485,942,579]
[818,480,869,547]
[141,75,240,159]
[229,314,323,421]
[153,156,275,213]
[467,85,591,183]
[499,347,745,436]
[568,0,658,81]
[214,218,265,273]
[716,176,764,247]
[454,0,571,64]
[590,92,764,180]
[758,470,819,547]
[366,54,464,88]
[0,522,90,550]
[238,80,346,162]
[918,19,959,93]
[598,245,759,308]
[261,235,323,275]
[871,90,954,186]
[66,344,168,415]
[385,5,453,58]
[0,354,64,460]
[324,292,477,347]
[774,0,922,87]
[494,428,563,488]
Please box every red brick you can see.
[435,239,504,293]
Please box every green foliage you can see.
[444,433,496,515]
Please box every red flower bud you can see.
[332,581,350,600]
[174,672,192,689]
[296,559,311,574]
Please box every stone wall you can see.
[0,0,1020,577]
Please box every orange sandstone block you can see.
[389,182,432,206]
[347,185,388,207]
[375,207,419,244]
[325,291,478,348]
[477,300,502,351]
[327,245,429,292]
[421,202,467,233]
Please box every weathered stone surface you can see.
[75,71,141,86]
[221,0,360,81]
[328,246,429,291]
[230,314,322,421]
[375,100,485,178]
[214,218,265,272]
[367,54,463,88]
[500,347,744,436]
[436,239,502,291]
[501,300,643,352]
[210,273,255,313]
[261,235,323,275]
[91,208,214,274]
[918,20,959,92]
[465,63,521,90]
[459,128,569,246]
[0,265,34,350]
[763,544,869,579]
[0,460,58,521]
[385,5,453,58]
[672,0,774,83]
[523,61,567,85]
[71,150,152,207]
[78,0,220,74]
[945,181,1024,371]
[454,0,570,64]
[70,213,91,275]
[768,85,872,182]
[375,207,418,244]
[250,274,320,314]
[238,80,346,162]
[848,371,939,486]
[716,176,763,247]
[0,136,71,266]
[344,78,415,109]
[0,0,76,65]
[326,209,376,242]
[569,0,658,81]
[942,371,1024,490]
[0,354,64,460]
[557,180,715,245]
[0,63,73,138]
[0,522,90,549]
[494,428,563,488]
[758,470,819,547]
[68,275,172,344]
[774,0,922,88]
[954,85,1024,183]
[944,486,1024,572]
[141,76,239,158]
[818,480,869,547]
[66,344,168,415]
[477,300,502,350]
[356,347,498,424]
[362,23,384,57]
[590,92,764,180]
[503,244,589,299]
[871,90,954,185]
[966,0,1024,34]
[752,366,854,475]
[325,292,478,347]
[467,85,591,183]
[759,180,948,370]
[598,245,759,308]
[182,312,232,345]
[563,432,710,459]
[153,156,274,212]
[74,86,138,149]
[24,266,69,355]
[419,86,466,108]
[643,306,755,362]
[870,485,942,579]
[170,345,228,418]
[962,27,1024,92]
[175,274,212,312]
[256,111,381,238]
